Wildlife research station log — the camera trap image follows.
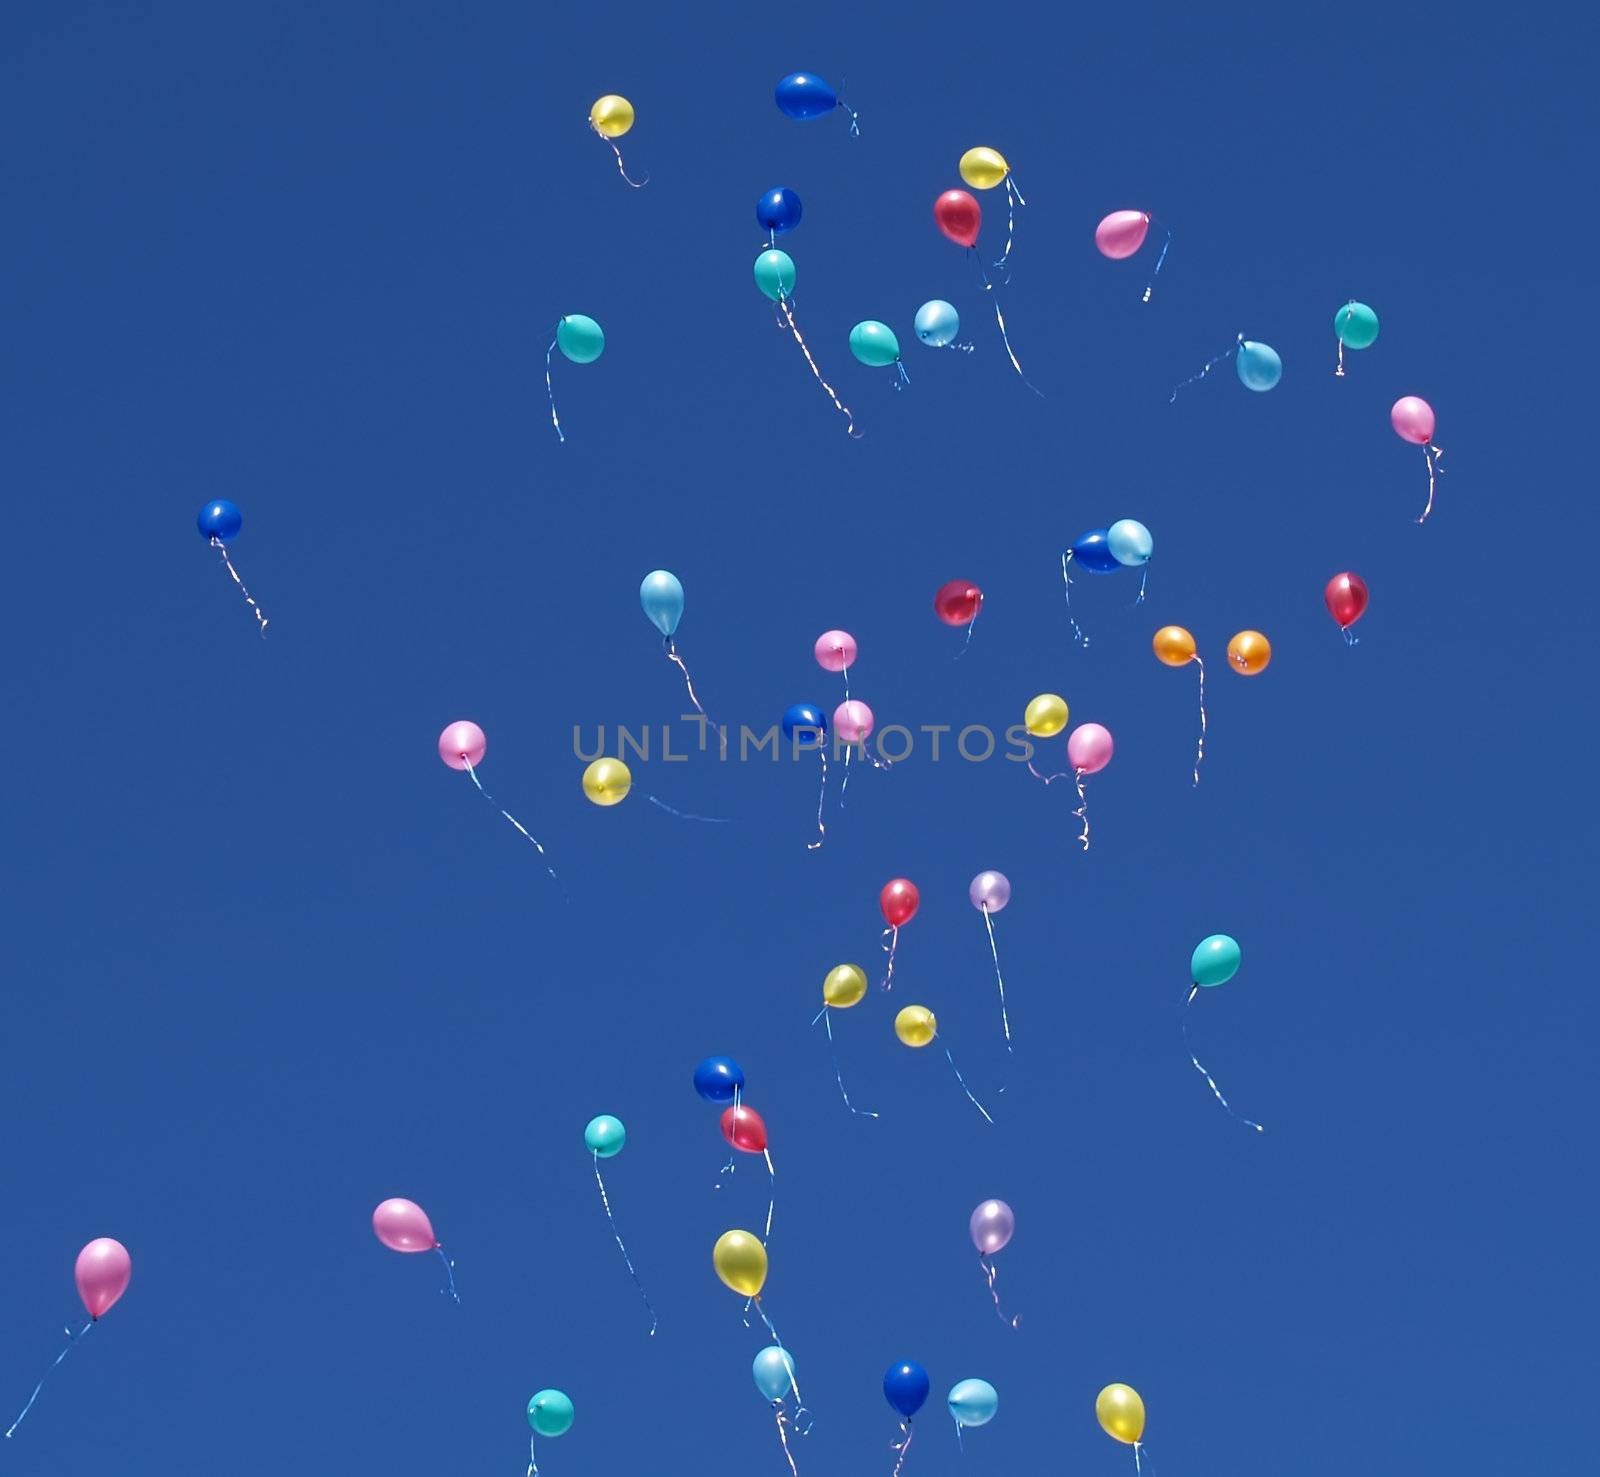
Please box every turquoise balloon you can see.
[639,569,684,637]
[1106,518,1153,567]
[914,299,960,348]
[1334,300,1380,349]
[584,1113,625,1158]
[948,1378,998,1428]
[754,250,796,303]
[527,1389,574,1438]
[1191,934,1241,988]
[1236,339,1282,391]
[849,320,901,368]
[556,314,605,365]
[752,1346,796,1402]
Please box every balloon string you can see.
[893,359,911,390]
[592,1154,658,1335]
[663,637,714,727]
[1336,336,1346,377]
[210,538,269,636]
[841,664,851,701]
[981,907,1013,1056]
[980,1255,1020,1328]
[955,616,977,659]
[1191,657,1207,787]
[1142,225,1171,303]
[1341,625,1359,647]
[1416,442,1444,524]
[1027,760,1071,785]
[944,1044,994,1124]
[840,742,852,804]
[776,295,861,437]
[431,1244,460,1304]
[880,926,898,990]
[835,74,860,136]
[462,760,560,885]
[1183,987,1264,1132]
[1134,566,1149,605]
[527,1433,539,1477]
[1134,1440,1144,1475]
[815,1005,879,1117]
[774,1402,801,1477]
[763,1148,776,1242]
[993,175,1024,276]
[1060,552,1089,647]
[1170,334,1241,403]
[590,122,648,187]
[5,1319,93,1438]
[544,333,565,442]
[972,253,1043,394]
[646,793,731,823]
[1074,770,1091,851]
[890,1417,915,1477]
[806,747,828,850]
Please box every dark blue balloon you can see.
[782,703,827,747]
[775,72,838,120]
[756,187,803,235]
[693,1055,745,1105]
[883,1360,930,1418]
[1070,529,1122,574]
[197,499,242,543]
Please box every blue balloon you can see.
[914,300,960,348]
[752,1346,797,1401]
[1236,339,1282,392]
[693,1055,744,1104]
[947,1378,998,1428]
[1106,518,1153,567]
[782,703,826,747]
[757,187,803,235]
[639,569,684,637]
[774,73,838,120]
[1069,530,1122,574]
[884,1360,930,1418]
[197,499,242,543]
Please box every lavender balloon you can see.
[968,870,1011,912]
[969,1199,1014,1254]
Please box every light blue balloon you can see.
[1106,519,1153,567]
[1236,339,1282,392]
[752,1346,796,1402]
[914,299,960,348]
[1191,933,1241,988]
[639,569,684,637]
[583,1114,625,1157]
[948,1378,998,1428]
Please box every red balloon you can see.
[720,1104,767,1154]
[934,580,983,627]
[880,877,920,927]
[934,189,982,248]
[1324,572,1369,629]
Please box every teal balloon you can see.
[752,1346,796,1401]
[1236,339,1281,391]
[948,1378,998,1428]
[754,250,796,303]
[639,569,684,637]
[556,315,605,365]
[1191,934,1241,988]
[1106,518,1153,567]
[584,1113,625,1158]
[527,1389,574,1438]
[849,320,901,368]
[1334,300,1380,350]
[914,299,960,348]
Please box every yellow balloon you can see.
[1096,1384,1146,1445]
[894,1005,937,1047]
[1024,692,1069,737]
[589,94,635,139]
[1226,629,1272,676]
[581,757,632,806]
[1152,625,1197,668]
[823,963,868,1009]
[712,1229,767,1297]
[959,146,1010,190]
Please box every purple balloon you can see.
[969,870,1011,913]
[969,1198,1014,1255]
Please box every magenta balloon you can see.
[373,1197,437,1252]
[1390,395,1436,444]
[75,1237,132,1319]
[814,630,858,673]
[438,720,486,771]
[969,870,1011,913]
[1095,210,1150,260]
[833,699,875,743]
[969,1199,1015,1255]
[1066,722,1114,774]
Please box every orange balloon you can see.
[1227,630,1272,675]
[1152,626,1196,667]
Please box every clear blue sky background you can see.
[2,2,1594,1473]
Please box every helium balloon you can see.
[969,871,1010,913]
[712,1229,767,1297]
[197,499,241,542]
[823,963,868,1008]
[1067,723,1113,774]
[934,189,981,248]
[1191,933,1241,987]
[884,1360,930,1418]
[75,1239,131,1319]
[584,1114,626,1158]
[1107,519,1153,567]
[582,757,632,806]
[438,720,487,770]
[969,1199,1014,1254]
[1335,300,1379,375]
[1236,339,1282,391]
[757,187,803,235]
[894,1005,937,1047]
[880,878,919,926]
[527,1388,575,1438]
[1095,209,1150,259]
[1152,626,1196,667]
[833,699,874,743]
[693,1055,744,1104]
[961,146,1010,188]
[914,299,961,348]
[774,72,837,117]
[849,320,902,369]
[588,95,633,138]
[782,702,826,746]
[814,630,856,673]
[556,314,605,364]
[753,1346,797,1401]
[1069,529,1121,574]
[1325,572,1369,639]
[1096,1383,1145,1445]
[1025,693,1068,737]
[934,579,983,625]
[1226,630,1271,675]
[754,249,796,303]
[948,1378,998,1428]
[1392,396,1444,522]
[372,1198,437,1252]
[720,1104,768,1154]
[639,569,684,636]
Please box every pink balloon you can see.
[1095,210,1150,260]
[1390,396,1436,444]
[75,1237,131,1319]
[373,1197,438,1252]
[969,870,1011,913]
[833,700,874,743]
[969,1199,1015,1255]
[814,630,857,673]
[438,720,486,771]
[1066,723,1114,774]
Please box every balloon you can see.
[934,579,983,625]
[372,1198,436,1252]
[1096,1383,1145,1444]
[894,1005,937,1047]
[969,871,1011,913]
[969,1199,1014,1254]
[527,1388,575,1438]
[1152,626,1196,667]
[1324,572,1369,630]
[833,699,874,743]
[584,1113,626,1158]
[774,72,837,119]
[849,321,901,368]
[1107,519,1154,567]
[1069,530,1121,574]
[1067,722,1114,774]
[1192,933,1241,987]
[639,569,684,636]
[589,95,634,138]
[757,187,803,235]
[754,249,796,303]
[1335,300,1380,349]
[1025,693,1069,737]
[914,299,961,348]
[712,1229,767,1297]
[693,1055,744,1104]
[959,147,1009,190]
[1391,395,1436,444]
[880,878,920,927]
[782,703,826,745]
[1095,210,1151,260]
[823,963,868,1008]
[438,720,487,771]
[75,1238,131,1319]
[556,314,605,364]
[582,757,632,805]
[1236,339,1282,391]
[814,630,856,672]
[197,499,242,542]
[753,1346,797,1401]
[948,1378,999,1428]
[884,1360,931,1418]
[934,189,981,248]
[720,1104,768,1154]
[1227,630,1271,675]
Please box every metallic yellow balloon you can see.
[1024,692,1069,737]
[712,1229,767,1297]
[894,1005,937,1047]
[823,963,868,1009]
[589,95,635,139]
[1153,625,1197,667]
[581,757,632,806]
[1096,1384,1146,1445]
[1227,629,1272,676]
[959,147,1010,190]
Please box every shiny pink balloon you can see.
[1390,396,1436,444]
[75,1237,132,1319]
[1066,723,1114,774]
[373,1197,438,1252]
[833,699,875,743]
[814,630,857,673]
[969,1199,1015,1255]
[1095,210,1150,260]
[969,870,1011,913]
[438,721,486,771]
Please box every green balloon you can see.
[584,1113,626,1158]
[527,1388,574,1438]
[753,249,796,303]
[1191,934,1241,988]
[556,314,605,364]
[849,320,901,368]
[1333,301,1379,350]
